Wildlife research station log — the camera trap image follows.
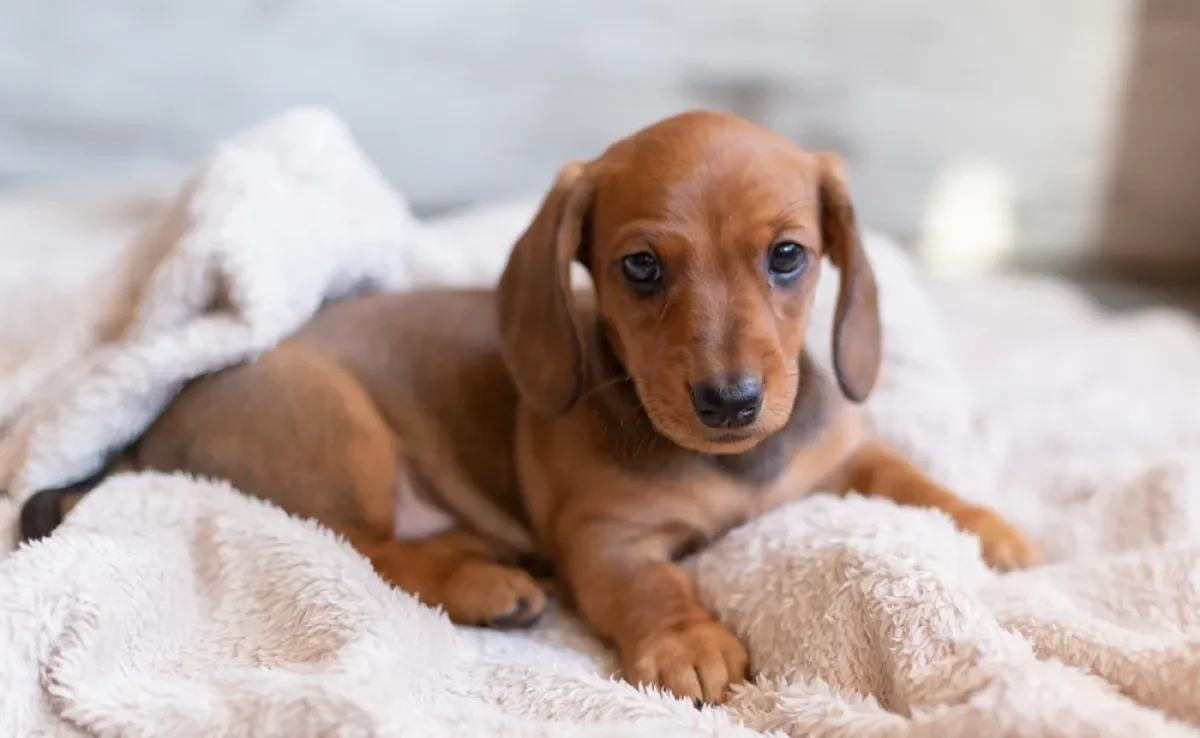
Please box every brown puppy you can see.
[20,110,1041,705]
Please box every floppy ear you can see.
[817,154,881,403]
[496,163,594,417]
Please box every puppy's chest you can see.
[657,447,836,546]
[655,412,867,554]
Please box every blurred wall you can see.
[0,0,1141,269]
[1095,0,1200,286]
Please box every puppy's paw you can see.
[443,561,548,629]
[956,506,1043,571]
[623,618,748,704]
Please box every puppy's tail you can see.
[19,486,88,544]
[17,454,134,544]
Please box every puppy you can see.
[20,110,1041,704]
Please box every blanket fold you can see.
[2,107,1199,737]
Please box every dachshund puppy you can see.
[20,110,1041,704]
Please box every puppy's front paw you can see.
[956,506,1043,571]
[622,618,748,704]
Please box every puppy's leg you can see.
[135,341,545,628]
[832,441,1042,570]
[337,525,546,628]
[559,523,748,704]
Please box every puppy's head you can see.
[498,110,880,454]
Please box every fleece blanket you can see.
[2,107,1200,737]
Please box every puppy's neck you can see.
[584,319,836,486]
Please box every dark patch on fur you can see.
[670,532,709,562]
[512,552,557,581]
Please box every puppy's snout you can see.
[690,377,762,430]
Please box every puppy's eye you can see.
[621,251,665,293]
[767,241,809,280]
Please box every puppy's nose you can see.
[690,377,763,429]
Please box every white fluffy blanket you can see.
[2,108,1199,737]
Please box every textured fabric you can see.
[1,108,1199,737]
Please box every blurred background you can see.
[1,0,1197,308]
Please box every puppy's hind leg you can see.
[336,523,547,628]
[135,341,546,628]
[318,396,546,628]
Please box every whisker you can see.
[580,374,631,402]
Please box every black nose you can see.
[690,377,763,429]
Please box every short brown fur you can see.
[23,111,1040,704]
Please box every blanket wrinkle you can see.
[2,106,1200,737]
